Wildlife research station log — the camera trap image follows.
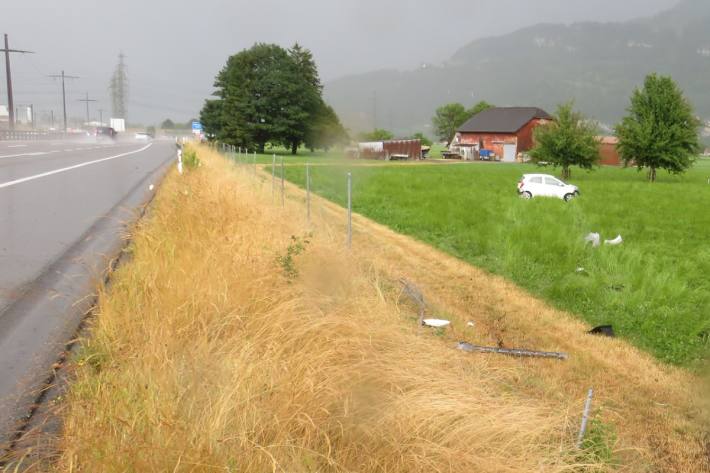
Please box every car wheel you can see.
[564,193,575,202]
[521,191,532,200]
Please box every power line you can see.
[48,70,79,131]
[1,33,34,130]
[77,91,97,125]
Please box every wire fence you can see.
[213,143,354,249]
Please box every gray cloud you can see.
[1,0,677,124]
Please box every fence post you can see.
[272,154,276,201]
[306,162,311,224]
[280,156,285,207]
[576,388,594,449]
[347,172,352,249]
[253,151,257,176]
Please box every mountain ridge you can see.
[324,0,710,136]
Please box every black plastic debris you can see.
[589,325,615,337]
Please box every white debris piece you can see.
[467,321,476,328]
[584,233,601,248]
[422,319,451,328]
[149,184,155,191]
[604,235,623,246]
[576,267,586,273]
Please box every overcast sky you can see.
[2,0,678,125]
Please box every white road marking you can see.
[0,144,153,190]
[0,144,121,160]
[0,151,58,160]
[6,145,27,148]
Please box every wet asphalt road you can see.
[0,137,175,448]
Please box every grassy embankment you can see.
[277,158,710,365]
[44,146,708,472]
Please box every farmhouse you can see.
[451,107,552,162]
[597,136,622,166]
[357,139,422,160]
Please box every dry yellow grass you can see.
[45,146,707,472]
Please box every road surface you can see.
[0,137,175,450]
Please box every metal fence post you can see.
[280,156,285,207]
[347,172,352,249]
[272,154,276,201]
[253,151,257,176]
[576,388,595,449]
[306,162,311,224]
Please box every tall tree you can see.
[467,101,494,118]
[359,129,394,142]
[432,103,469,143]
[280,44,322,154]
[203,43,334,154]
[529,102,599,180]
[615,74,701,182]
[305,102,349,151]
[410,132,432,146]
[160,118,175,129]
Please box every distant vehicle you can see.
[517,174,580,201]
[94,126,117,141]
[134,131,153,140]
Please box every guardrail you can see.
[0,130,71,141]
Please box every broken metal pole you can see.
[457,342,568,360]
[576,388,595,449]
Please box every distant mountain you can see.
[324,0,710,137]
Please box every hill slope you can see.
[325,0,710,136]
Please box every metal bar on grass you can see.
[576,388,594,449]
[457,342,569,360]
[347,172,352,249]
[306,162,311,224]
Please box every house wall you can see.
[599,142,621,166]
[458,132,516,160]
[517,118,551,151]
[457,118,550,161]
[357,139,422,160]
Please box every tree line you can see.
[200,43,348,154]
[430,74,700,182]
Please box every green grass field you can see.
[262,156,710,366]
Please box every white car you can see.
[134,132,152,140]
[517,174,580,202]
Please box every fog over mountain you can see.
[325,0,709,136]
[1,0,676,125]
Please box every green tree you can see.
[529,102,599,180]
[467,101,494,118]
[305,102,349,151]
[160,118,175,129]
[204,43,327,153]
[199,100,223,140]
[410,132,432,146]
[615,74,701,182]
[279,44,322,154]
[358,129,394,142]
[432,103,469,143]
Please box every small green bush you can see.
[183,148,201,169]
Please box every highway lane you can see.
[0,139,170,312]
[0,138,175,448]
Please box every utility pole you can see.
[48,70,79,132]
[78,92,96,125]
[98,108,103,125]
[1,34,34,130]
